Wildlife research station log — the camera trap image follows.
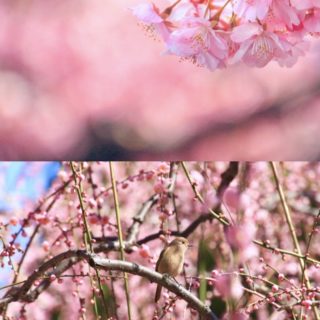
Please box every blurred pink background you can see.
[0,0,320,159]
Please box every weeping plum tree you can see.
[0,162,320,320]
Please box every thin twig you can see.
[253,240,320,265]
[301,210,320,286]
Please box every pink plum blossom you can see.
[225,220,258,261]
[215,274,244,300]
[223,187,241,210]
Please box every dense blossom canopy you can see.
[132,0,320,70]
[1,162,320,319]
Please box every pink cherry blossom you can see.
[166,17,228,70]
[230,22,288,67]
[291,0,320,10]
[268,0,300,29]
[303,9,320,32]
[131,3,170,40]
[133,0,320,70]
[233,0,272,21]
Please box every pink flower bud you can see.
[42,241,50,252]
[9,217,19,226]
[50,274,56,282]
[153,182,165,194]
[301,300,312,309]
[34,280,41,286]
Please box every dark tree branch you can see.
[85,78,320,160]
[0,252,219,320]
[216,162,239,199]
[135,213,214,245]
[151,80,320,157]
[126,194,159,243]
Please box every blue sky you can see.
[0,162,61,212]
[0,162,61,292]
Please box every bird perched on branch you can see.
[155,237,189,303]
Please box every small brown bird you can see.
[154,237,189,303]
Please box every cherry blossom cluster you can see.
[132,0,320,70]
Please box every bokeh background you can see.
[1,0,320,159]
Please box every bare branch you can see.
[216,162,239,199]
[126,194,159,244]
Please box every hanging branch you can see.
[301,210,320,287]
[109,162,132,320]
[70,162,109,317]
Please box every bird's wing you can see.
[156,247,166,272]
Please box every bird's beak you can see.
[188,244,193,248]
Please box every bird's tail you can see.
[155,284,162,302]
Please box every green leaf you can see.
[210,297,227,318]
[95,284,117,318]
